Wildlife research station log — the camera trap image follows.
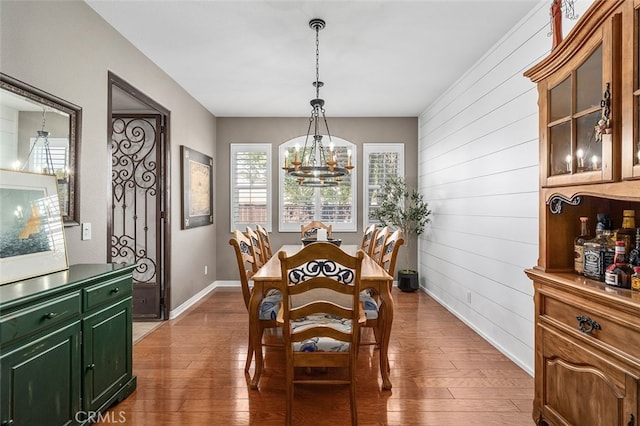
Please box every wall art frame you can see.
[0,169,69,284]
[181,145,214,229]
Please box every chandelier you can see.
[282,18,353,187]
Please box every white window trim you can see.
[363,143,405,228]
[279,135,357,233]
[230,143,272,232]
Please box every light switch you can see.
[82,223,91,240]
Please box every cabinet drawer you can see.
[83,275,132,311]
[542,295,640,361]
[0,292,81,347]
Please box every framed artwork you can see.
[181,146,214,229]
[0,169,68,284]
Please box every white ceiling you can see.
[86,0,540,117]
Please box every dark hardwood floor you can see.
[100,287,534,425]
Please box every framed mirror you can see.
[0,73,82,225]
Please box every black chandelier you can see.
[282,18,353,187]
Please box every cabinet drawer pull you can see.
[629,414,635,426]
[110,287,120,294]
[87,363,95,370]
[576,315,601,334]
[2,420,14,425]
[44,312,58,320]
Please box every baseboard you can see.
[419,285,534,377]
[168,280,240,319]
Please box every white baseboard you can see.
[168,280,240,319]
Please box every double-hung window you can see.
[279,136,357,232]
[230,144,271,231]
[363,143,404,226]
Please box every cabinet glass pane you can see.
[550,77,571,122]
[549,121,571,175]
[576,111,603,172]
[576,45,603,112]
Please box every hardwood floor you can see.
[100,288,534,425]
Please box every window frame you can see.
[230,143,272,232]
[363,143,405,227]
[278,135,357,233]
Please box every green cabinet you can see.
[0,264,137,426]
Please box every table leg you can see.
[379,283,394,390]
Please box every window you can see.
[28,137,68,176]
[363,143,404,226]
[230,144,271,232]
[279,136,357,232]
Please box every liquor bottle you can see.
[631,267,640,291]
[612,210,636,254]
[584,214,614,281]
[573,216,590,274]
[604,241,633,289]
[629,228,640,267]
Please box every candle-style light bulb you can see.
[591,155,599,170]
[565,154,572,172]
[576,149,584,168]
[284,151,289,168]
[294,144,300,163]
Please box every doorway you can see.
[107,72,170,320]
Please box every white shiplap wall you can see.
[417,0,591,374]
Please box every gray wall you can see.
[1,1,217,311]
[216,117,418,280]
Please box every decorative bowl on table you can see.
[301,237,342,247]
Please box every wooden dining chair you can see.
[255,224,273,261]
[246,226,266,269]
[229,230,281,380]
[360,229,404,352]
[360,224,378,257]
[370,226,389,265]
[300,220,333,239]
[277,242,365,426]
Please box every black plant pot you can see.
[397,270,419,292]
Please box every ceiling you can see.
[86,0,541,118]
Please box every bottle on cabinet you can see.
[584,213,615,281]
[632,267,640,291]
[574,216,590,274]
[629,228,640,267]
[612,210,636,254]
[605,241,633,289]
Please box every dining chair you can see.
[360,229,404,352]
[370,226,389,265]
[277,242,365,426]
[229,230,282,380]
[246,226,266,270]
[255,224,273,261]
[300,220,333,239]
[360,224,378,257]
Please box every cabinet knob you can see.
[87,363,95,370]
[2,420,14,425]
[44,312,57,320]
[111,287,120,294]
[576,315,601,334]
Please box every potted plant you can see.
[371,177,431,292]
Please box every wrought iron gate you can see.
[111,114,163,318]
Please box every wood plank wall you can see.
[417,0,592,375]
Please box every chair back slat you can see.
[380,229,405,278]
[301,221,333,239]
[246,226,265,270]
[228,229,255,309]
[361,224,378,256]
[256,224,273,261]
[370,226,389,264]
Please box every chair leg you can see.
[245,333,254,375]
[350,381,358,426]
[285,369,294,426]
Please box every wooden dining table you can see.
[249,244,395,390]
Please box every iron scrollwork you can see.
[288,260,354,284]
[549,194,582,214]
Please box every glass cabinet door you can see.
[546,44,608,186]
[622,0,640,180]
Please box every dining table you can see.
[249,243,395,390]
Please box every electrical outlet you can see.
[81,223,91,240]
[204,265,208,275]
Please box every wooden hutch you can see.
[524,0,640,425]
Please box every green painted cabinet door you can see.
[82,297,132,412]
[0,321,81,426]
